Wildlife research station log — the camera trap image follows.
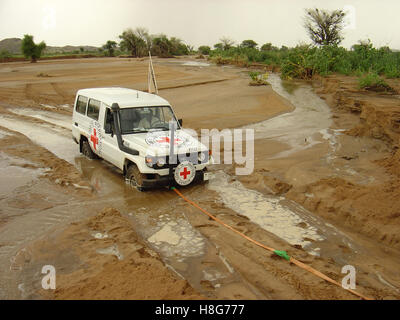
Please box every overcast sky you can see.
[0,0,397,49]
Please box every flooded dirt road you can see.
[0,57,399,299]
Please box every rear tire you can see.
[126,164,146,192]
[82,140,97,159]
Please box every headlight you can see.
[156,157,166,167]
[145,156,154,168]
[146,156,167,168]
[198,151,208,163]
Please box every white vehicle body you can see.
[72,87,211,189]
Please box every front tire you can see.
[82,140,97,159]
[126,164,146,192]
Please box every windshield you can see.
[119,106,179,134]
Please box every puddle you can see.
[182,61,210,67]
[39,104,56,110]
[128,208,262,297]
[208,171,324,254]
[92,232,109,239]
[9,108,72,130]
[376,272,400,293]
[148,223,181,246]
[207,170,362,263]
[0,116,78,164]
[134,212,206,260]
[0,152,45,198]
[244,73,332,159]
[0,129,11,139]
[96,245,124,260]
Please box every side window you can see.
[87,99,101,120]
[104,107,114,133]
[75,96,88,115]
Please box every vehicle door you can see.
[73,95,90,137]
[101,105,124,169]
[86,98,102,156]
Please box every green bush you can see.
[248,71,269,86]
[280,45,315,79]
[248,71,260,81]
[0,50,11,59]
[198,46,211,55]
[206,39,400,80]
[358,72,394,92]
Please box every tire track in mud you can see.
[24,83,62,106]
[50,82,74,104]
[24,83,35,103]
[158,78,231,91]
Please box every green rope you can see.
[274,250,290,261]
[170,186,176,190]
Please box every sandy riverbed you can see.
[0,56,399,300]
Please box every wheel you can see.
[81,139,97,159]
[126,164,146,191]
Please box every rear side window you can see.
[76,95,88,114]
[87,99,101,120]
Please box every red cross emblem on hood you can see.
[156,136,181,144]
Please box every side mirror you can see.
[178,119,183,127]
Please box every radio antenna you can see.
[147,51,158,94]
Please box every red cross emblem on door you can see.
[91,128,99,150]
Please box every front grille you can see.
[149,151,208,170]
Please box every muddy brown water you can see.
[0,70,398,298]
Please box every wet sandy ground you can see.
[0,57,399,299]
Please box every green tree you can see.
[213,43,223,50]
[169,37,189,55]
[220,37,235,50]
[21,34,46,63]
[261,43,272,51]
[241,39,258,49]
[261,43,278,51]
[134,27,152,52]
[186,44,195,54]
[151,34,172,57]
[304,8,346,46]
[198,45,211,55]
[102,40,117,56]
[119,28,148,57]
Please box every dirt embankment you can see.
[34,208,204,300]
[287,74,400,250]
[315,75,400,147]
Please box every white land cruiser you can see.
[72,87,211,190]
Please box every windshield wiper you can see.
[123,129,148,134]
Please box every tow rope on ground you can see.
[171,186,373,300]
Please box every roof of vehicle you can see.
[76,87,170,108]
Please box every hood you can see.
[122,129,207,156]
